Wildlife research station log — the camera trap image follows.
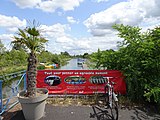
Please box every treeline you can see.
[0,40,71,75]
[37,51,71,69]
[89,24,160,107]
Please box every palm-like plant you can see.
[12,23,48,97]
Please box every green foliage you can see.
[0,45,71,76]
[61,51,70,56]
[83,53,89,58]
[12,21,49,97]
[37,65,45,70]
[0,49,27,75]
[12,27,48,53]
[89,49,115,69]
[0,40,6,54]
[37,50,71,68]
[89,24,160,107]
[111,24,160,104]
[89,48,102,69]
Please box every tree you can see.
[89,24,160,106]
[112,24,160,104]
[83,53,89,58]
[0,40,6,54]
[12,22,48,97]
[89,48,103,69]
[61,51,70,56]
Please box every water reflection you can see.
[60,59,83,70]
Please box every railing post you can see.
[24,74,27,91]
[0,80,3,120]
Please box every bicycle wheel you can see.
[96,94,106,107]
[110,98,118,120]
[98,113,112,120]
[104,86,109,107]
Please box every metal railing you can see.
[0,71,26,119]
[0,70,26,81]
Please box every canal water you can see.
[60,58,83,70]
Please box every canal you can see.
[60,58,84,70]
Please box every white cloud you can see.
[11,0,41,8]
[96,0,109,3]
[0,34,13,41]
[0,14,26,28]
[139,17,160,31]
[0,14,26,46]
[131,0,160,17]
[38,23,118,55]
[67,16,79,24]
[92,0,109,3]
[0,34,14,50]
[0,20,120,55]
[38,23,75,54]
[39,23,71,38]
[11,0,84,13]
[84,0,160,36]
[3,0,160,55]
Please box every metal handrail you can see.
[0,70,26,80]
[0,72,26,118]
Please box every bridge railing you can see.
[0,70,26,81]
[0,71,26,118]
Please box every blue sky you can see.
[0,0,160,55]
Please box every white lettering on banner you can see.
[62,72,73,75]
[67,86,85,90]
[44,71,108,75]
[79,72,94,75]
[95,72,108,74]
[53,72,61,75]
[44,72,52,75]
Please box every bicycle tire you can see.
[110,97,118,120]
[104,85,109,107]
[98,113,112,120]
[95,93,106,108]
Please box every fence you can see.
[0,71,26,119]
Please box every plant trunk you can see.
[27,52,37,97]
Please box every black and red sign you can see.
[36,70,126,95]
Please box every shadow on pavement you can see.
[6,104,160,120]
[11,110,25,120]
[130,107,160,120]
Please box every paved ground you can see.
[8,104,160,120]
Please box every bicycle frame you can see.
[90,79,119,120]
[105,80,118,108]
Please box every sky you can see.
[0,0,160,55]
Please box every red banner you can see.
[36,70,126,95]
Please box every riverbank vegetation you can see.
[0,40,71,76]
[88,24,160,110]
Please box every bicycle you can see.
[90,79,119,120]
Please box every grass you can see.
[46,95,97,106]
